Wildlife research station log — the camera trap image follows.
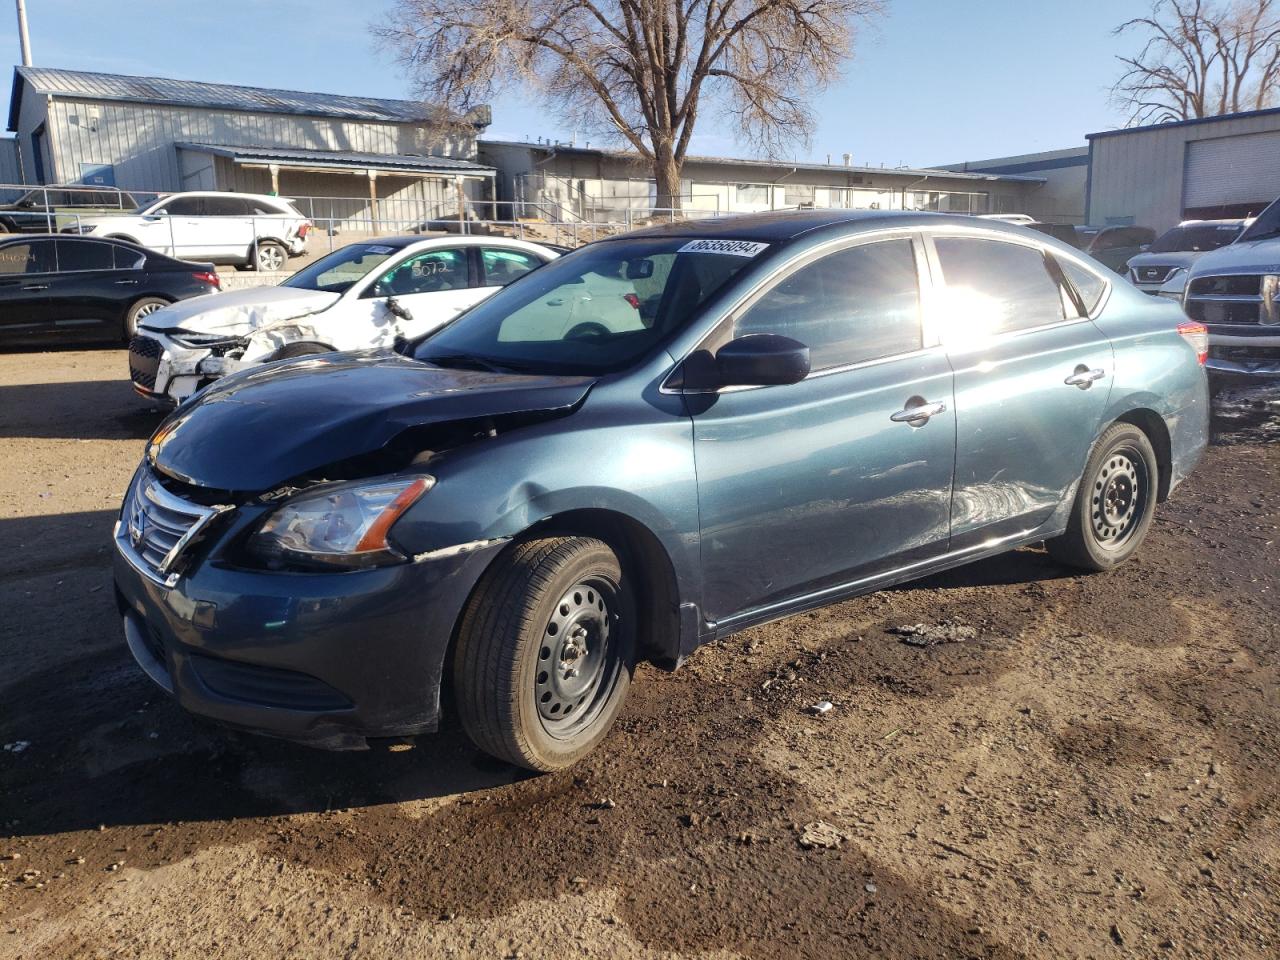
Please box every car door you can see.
[685,234,956,625]
[928,233,1113,550]
[156,196,208,260]
[356,246,479,342]
[0,238,59,338]
[203,195,255,261]
[47,238,127,336]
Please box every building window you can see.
[735,183,771,205]
[785,183,816,206]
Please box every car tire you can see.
[266,341,332,361]
[453,537,636,771]
[251,241,287,272]
[1047,422,1159,572]
[124,297,170,340]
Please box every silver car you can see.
[1127,220,1245,294]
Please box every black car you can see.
[0,187,143,234]
[0,235,220,345]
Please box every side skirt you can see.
[707,524,1062,642]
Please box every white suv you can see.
[66,192,311,271]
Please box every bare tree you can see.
[374,0,882,209]
[1113,0,1280,125]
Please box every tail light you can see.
[623,293,640,309]
[1177,320,1208,364]
[297,222,311,239]
[193,271,221,290]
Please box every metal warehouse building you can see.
[936,147,1089,224]
[1086,106,1280,233]
[479,140,1047,223]
[5,66,495,225]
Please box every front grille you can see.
[128,335,163,389]
[119,468,228,583]
[1190,275,1260,297]
[1135,265,1176,284]
[1185,274,1280,326]
[1186,299,1266,325]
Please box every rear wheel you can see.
[453,537,636,771]
[124,297,170,340]
[1047,422,1159,571]
[251,241,287,272]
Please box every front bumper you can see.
[1205,330,1280,377]
[112,516,503,749]
[129,331,248,404]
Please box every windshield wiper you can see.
[424,354,512,373]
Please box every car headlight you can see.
[1156,268,1188,302]
[249,475,433,569]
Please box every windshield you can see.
[414,236,762,375]
[1149,222,1242,253]
[280,242,400,294]
[1239,197,1280,243]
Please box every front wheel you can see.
[453,537,636,771]
[1047,422,1159,571]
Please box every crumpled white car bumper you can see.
[127,330,250,405]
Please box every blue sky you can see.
[6,0,1149,166]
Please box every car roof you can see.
[612,209,1049,244]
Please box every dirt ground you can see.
[1,348,1277,959]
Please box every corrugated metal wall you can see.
[0,137,22,189]
[1088,111,1280,232]
[43,98,477,191]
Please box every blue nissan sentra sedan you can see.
[113,210,1210,771]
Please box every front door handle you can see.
[114,278,139,285]
[21,283,49,291]
[1064,366,1106,389]
[890,399,947,425]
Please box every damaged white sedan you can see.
[127,235,560,404]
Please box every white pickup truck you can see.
[1165,196,1280,378]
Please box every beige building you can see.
[1086,106,1280,233]
[936,147,1088,224]
[479,140,1047,223]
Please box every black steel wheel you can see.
[1048,422,1159,571]
[454,537,635,771]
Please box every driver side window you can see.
[377,248,468,296]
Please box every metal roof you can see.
[479,140,1046,184]
[9,66,476,130]
[177,143,495,177]
[1086,104,1280,140]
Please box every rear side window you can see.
[248,198,289,216]
[934,237,1067,335]
[0,240,56,275]
[55,239,116,272]
[1058,258,1108,314]
[113,243,146,270]
[481,248,543,287]
[735,239,922,370]
[203,196,249,216]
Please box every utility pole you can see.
[15,0,33,66]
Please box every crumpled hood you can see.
[1187,238,1280,277]
[141,286,340,336]
[148,352,596,491]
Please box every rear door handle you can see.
[21,283,49,291]
[890,399,947,425]
[1064,366,1106,388]
[114,278,139,285]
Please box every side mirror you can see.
[714,334,810,387]
[385,295,413,322]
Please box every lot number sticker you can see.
[677,239,770,258]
